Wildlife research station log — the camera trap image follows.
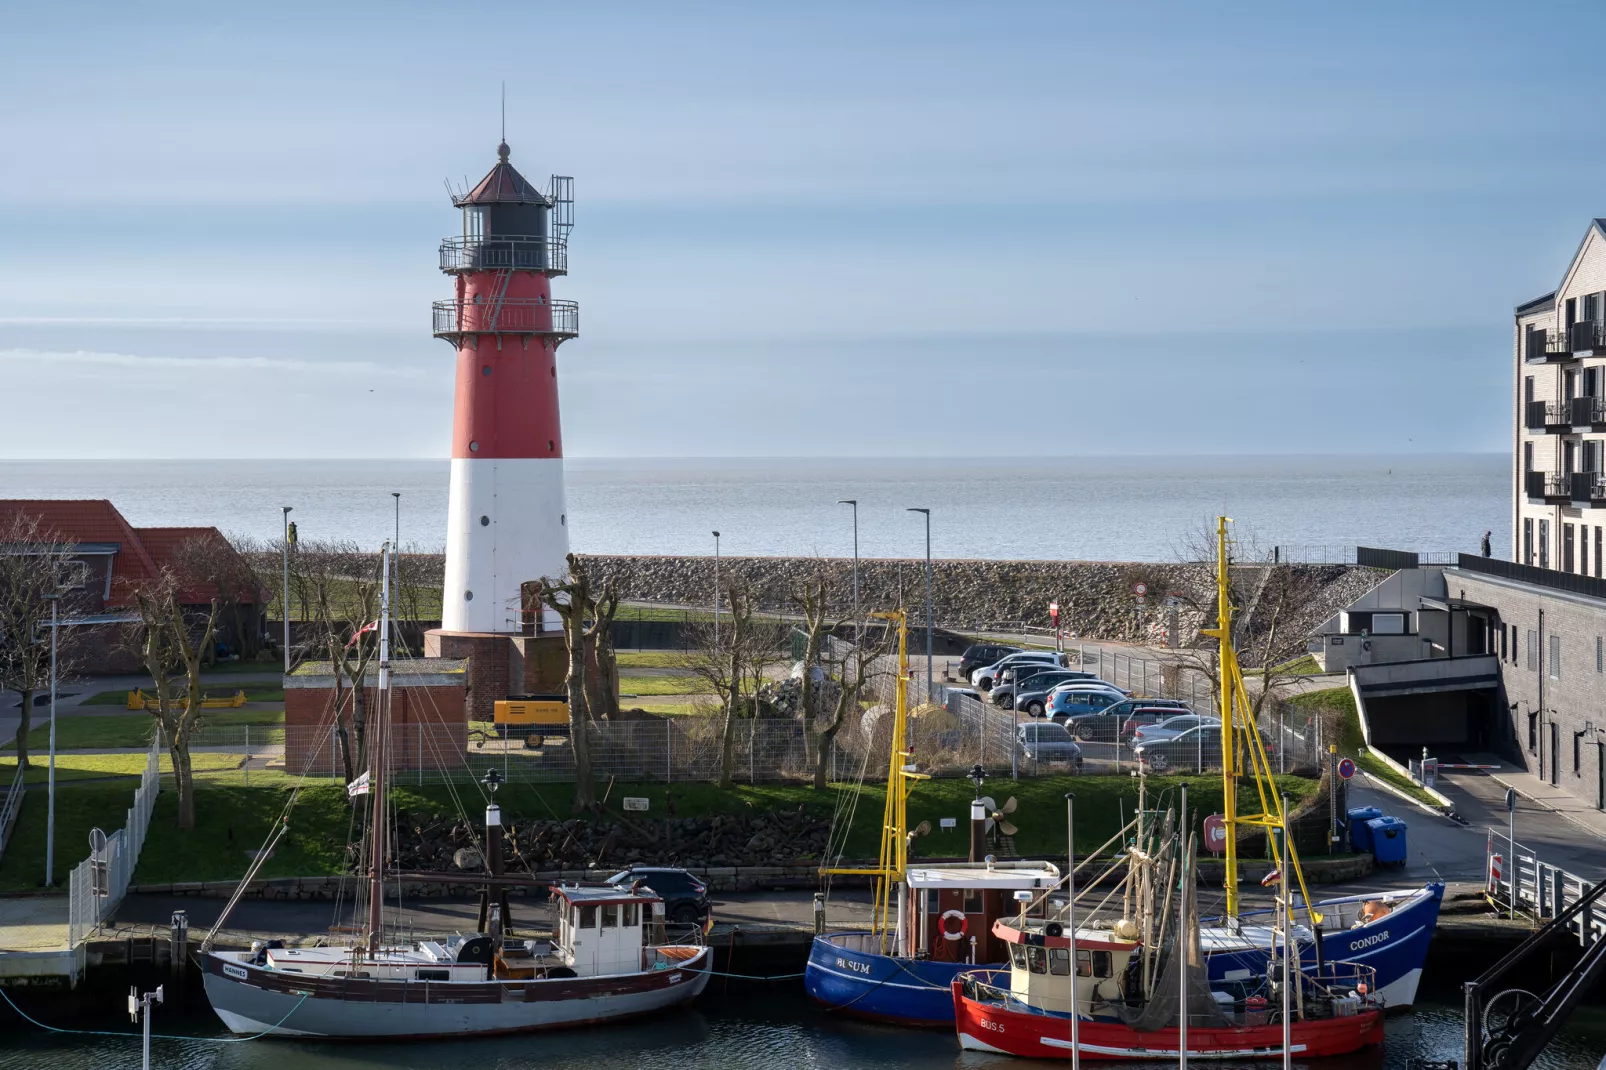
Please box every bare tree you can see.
[184,533,268,663]
[790,567,841,739]
[812,621,890,790]
[294,540,383,783]
[584,579,622,720]
[537,554,598,812]
[0,513,85,768]
[127,571,221,829]
[681,575,790,788]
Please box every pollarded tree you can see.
[538,554,599,812]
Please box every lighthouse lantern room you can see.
[433,142,577,635]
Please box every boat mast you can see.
[366,541,393,955]
[818,609,926,951]
[1201,518,1242,917]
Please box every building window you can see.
[1529,710,1539,753]
[1524,518,1534,566]
[1576,732,1583,776]
[1550,635,1562,680]
[1500,626,1507,661]
[1599,636,1604,673]
[1585,526,1592,577]
[1526,375,1536,405]
[1597,527,1602,578]
[1541,519,1550,569]
[1566,523,1577,573]
[1527,629,1539,671]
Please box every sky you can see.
[3,1,1604,459]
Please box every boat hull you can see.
[953,984,1386,1061]
[804,933,975,1026]
[200,948,712,1039]
[1203,882,1443,1009]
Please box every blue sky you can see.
[2,1,1603,459]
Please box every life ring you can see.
[940,910,969,942]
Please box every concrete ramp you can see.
[1350,654,1501,752]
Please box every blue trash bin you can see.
[1347,806,1382,853]
[1367,816,1408,866]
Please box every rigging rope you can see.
[0,986,308,1044]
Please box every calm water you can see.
[1,986,1603,1070]
[0,455,1506,562]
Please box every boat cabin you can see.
[257,935,494,982]
[994,917,1139,1017]
[903,860,1061,964]
[550,883,668,976]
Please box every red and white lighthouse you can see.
[434,142,576,634]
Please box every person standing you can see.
[1481,530,1492,558]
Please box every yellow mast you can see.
[819,609,928,951]
[1200,517,1320,923]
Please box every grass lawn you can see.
[67,770,1318,888]
[617,674,706,697]
[615,651,692,669]
[1284,686,1439,806]
[0,752,246,785]
[1273,654,1323,675]
[3,710,286,752]
[0,781,147,891]
[627,701,704,716]
[82,686,286,707]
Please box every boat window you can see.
[415,968,450,981]
[1027,945,1047,974]
[963,891,981,914]
[579,905,597,928]
[1009,944,1028,969]
[1076,949,1092,977]
[1048,948,1071,975]
[1093,951,1112,978]
[623,903,639,927]
[603,904,619,928]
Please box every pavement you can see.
[0,897,68,953]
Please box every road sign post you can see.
[1506,787,1518,918]
[1328,746,1341,849]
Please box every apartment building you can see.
[1514,218,1606,574]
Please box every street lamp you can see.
[907,508,933,702]
[837,500,859,622]
[43,591,59,886]
[712,531,722,646]
[281,506,293,676]
[392,492,401,554]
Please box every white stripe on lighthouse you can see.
[442,457,569,634]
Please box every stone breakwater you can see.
[580,555,1382,663]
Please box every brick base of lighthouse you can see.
[423,629,568,722]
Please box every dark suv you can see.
[959,643,1021,680]
[605,866,710,925]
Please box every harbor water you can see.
[0,454,1506,561]
[1,984,1602,1069]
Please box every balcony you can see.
[1572,395,1606,431]
[1526,470,1569,503]
[1525,399,1572,433]
[1571,471,1606,506]
[1572,320,1606,358]
[1525,328,1576,364]
[439,235,568,276]
[432,298,579,342]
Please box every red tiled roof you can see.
[0,501,264,606]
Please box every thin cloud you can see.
[0,347,426,379]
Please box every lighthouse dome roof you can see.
[454,143,552,207]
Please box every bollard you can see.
[169,910,188,979]
[812,892,825,934]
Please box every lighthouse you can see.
[434,142,576,634]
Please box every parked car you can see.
[1061,704,1186,742]
[1017,721,1084,766]
[990,669,1099,711]
[1131,713,1221,744]
[958,643,1021,681]
[1045,679,1133,702]
[1133,724,1224,773]
[605,866,710,925]
[1007,674,1110,716]
[971,651,1063,691]
[1096,697,1192,723]
[1045,687,1123,719]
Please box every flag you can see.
[702,913,715,936]
[345,621,379,649]
[1261,868,1281,886]
[347,771,371,798]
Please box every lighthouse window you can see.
[464,590,473,601]
[548,440,555,452]
[469,441,479,452]
[561,514,566,526]
[480,515,490,527]
[482,365,491,376]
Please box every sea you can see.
[0,455,1506,563]
[1,984,1604,1069]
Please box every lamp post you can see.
[281,506,293,676]
[43,592,59,887]
[837,500,860,622]
[907,508,933,702]
[712,531,722,647]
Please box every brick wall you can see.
[285,681,467,773]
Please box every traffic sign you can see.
[1505,787,1518,814]
[1337,758,1356,781]
[1202,814,1228,855]
[1133,582,1148,596]
[1048,601,1059,620]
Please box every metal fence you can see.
[0,763,23,862]
[1486,829,1606,946]
[68,736,160,946]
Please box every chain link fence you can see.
[68,736,160,946]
